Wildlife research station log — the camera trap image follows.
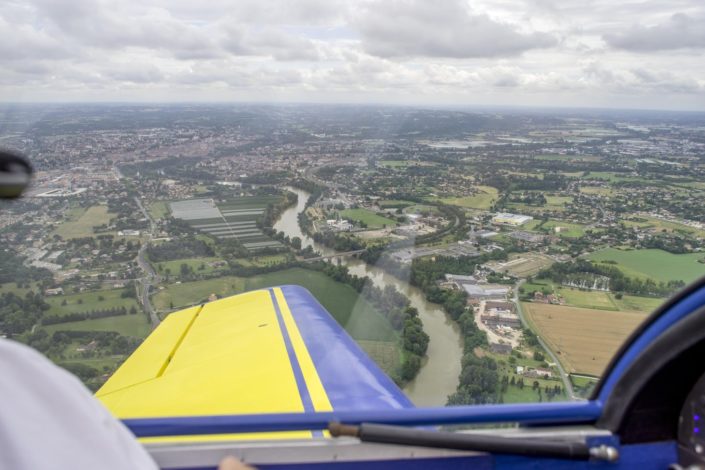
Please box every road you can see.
[300,249,367,262]
[513,279,577,400]
[133,196,160,327]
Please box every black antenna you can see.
[0,150,32,199]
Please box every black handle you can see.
[329,422,615,461]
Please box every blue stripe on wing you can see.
[279,284,413,411]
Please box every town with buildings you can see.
[2,103,705,403]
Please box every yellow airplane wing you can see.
[96,285,411,439]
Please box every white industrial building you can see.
[491,213,533,226]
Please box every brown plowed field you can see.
[522,302,647,376]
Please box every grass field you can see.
[438,185,498,210]
[522,302,647,376]
[539,220,586,238]
[523,279,663,313]
[148,201,170,219]
[54,205,113,239]
[612,294,665,313]
[0,282,40,296]
[555,287,618,311]
[43,314,152,338]
[153,268,398,342]
[156,257,228,276]
[340,208,398,229]
[545,196,573,206]
[587,248,705,283]
[45,288,140,317]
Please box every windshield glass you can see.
[1,0,704,414]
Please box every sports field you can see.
[522,302,646,376]
[587,248,705,283]
[438,185,498,210]
[54,205,113,239]
[152,268,398,342]
[539,220,586,238]
[340,208,398,229]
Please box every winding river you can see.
[273,187,463,406]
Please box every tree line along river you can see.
[273,187,463,406]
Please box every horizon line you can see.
[1,100,705,114]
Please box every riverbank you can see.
[274,186,463,406]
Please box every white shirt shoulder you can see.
[0,339,158,470]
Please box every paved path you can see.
[133,196,160,327]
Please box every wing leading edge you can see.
[96,285,410,438]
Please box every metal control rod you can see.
[329,422,619,462]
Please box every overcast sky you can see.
[1,0,705,110]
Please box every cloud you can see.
[0,0,703,108]
[0,17,72,61]
[102,65,165,84]
[26,0,220,59]
[221,25,321,61]
[605,12,705,51]
[355,0,557,59]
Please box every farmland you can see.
[587,248,705,283]
[54,205,113,239]
[522,302,647,376]
[169,196,283,251]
